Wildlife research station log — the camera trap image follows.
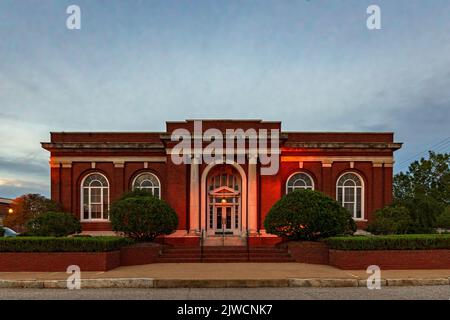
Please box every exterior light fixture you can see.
[8,208,13,214]
[221,198,227,204]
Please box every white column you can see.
[189,156,200,234]
[248,155,258,234]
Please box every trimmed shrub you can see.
[325,234,450,250]
[26,212,82,237]
[0,227,4,237]
[118,189,153,200]
[367,205,412,235]
[0,236,133,252]
[436,206,450,229]
[110,193,178,241]
[264,189,356,241]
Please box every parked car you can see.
[2,227,19,237]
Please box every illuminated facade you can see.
[41,120,402,243]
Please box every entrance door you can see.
[206,166,242,236]
[214,205,238,235]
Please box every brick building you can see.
[0,198,12,225]
[41,120,401,243]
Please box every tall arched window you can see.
[336,172,364,219]
[286,172,314,194]
[81,173,109,221]
[132,173,161,198]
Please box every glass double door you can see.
[213,205,239,235]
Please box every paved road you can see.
[0,286,449,300]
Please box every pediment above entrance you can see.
[209,186,239,196]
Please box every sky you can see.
[0,0,449,198]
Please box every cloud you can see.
[0,0,449,192]
[0,157,48,178]
[0,178,49,199]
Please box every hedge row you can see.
[0,237,134,252]
[324,234,450,250]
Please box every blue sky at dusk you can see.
[0,0,449,198]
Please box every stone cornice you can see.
[283,142,402,150]
[281,155,394,166]
[41,142,165,151]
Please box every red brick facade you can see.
[41,120,401,240]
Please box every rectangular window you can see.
[91,188,101,203]
[221,174,227,186]
[91,204,102,219]
[226,207,232,230]
[337,188,343,203]
[209,206,213,228]
[344,203,354,216]
[83,189,89,219]
[216,207,222,229]
[344,188,354,202]
[356,189,362,219]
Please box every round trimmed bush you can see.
[26,212,82,237]
[264,189,356,241]
[366,205,412,235]
[110,193,178,241]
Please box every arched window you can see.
[336,172,364,219]
[286,172,314,194]
[81,173,109,221]
[132,173,161,198]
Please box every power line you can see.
[395,137,450,172]
[396,137,450,168]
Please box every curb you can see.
[0,277,449,289]
[154,279,288,288]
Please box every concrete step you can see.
[161,252,291,258]
[163,247,286,253]
[157,245,294,263]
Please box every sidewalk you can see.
[1,263,450,288]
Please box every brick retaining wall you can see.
[287,242,329,264]
[329,249,450,270]
[0,251,121,272]
[0,244,162,271]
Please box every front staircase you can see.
[156,245,294,263]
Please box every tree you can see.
[26,212,81,237]
[367,205,412,235]
[264,189,356,241]
[394,151,450,206]
[3,194,61,232]
[436,206,450,229]
[402,194,443,233]
[110,192,178,241]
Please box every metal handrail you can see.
[200,229,204,262]
[246,229,250,261]
[222,220,225,246]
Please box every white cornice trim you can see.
[282,156,394,165]
[50,156,167,165]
